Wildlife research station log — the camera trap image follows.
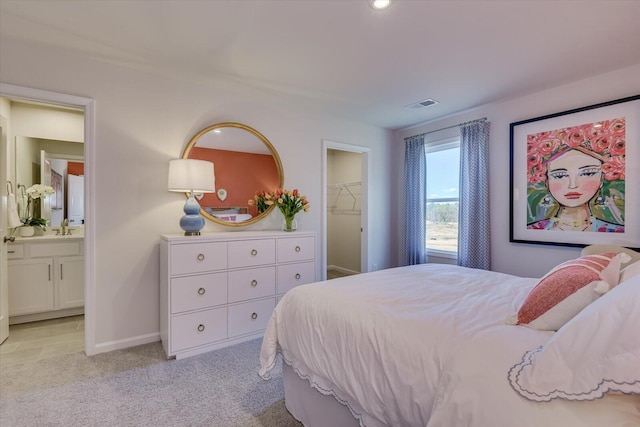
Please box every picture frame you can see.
[510,95,640,249]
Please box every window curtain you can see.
[401,135,427,266]
[458,120,491,270]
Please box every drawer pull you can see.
[251,312,258,320]
[251,249,258,256]
[197,324,205,332]
[8,250,15,254]
[49,264,52,281]
[295,246,301,252]
[295,273,301,280]
[251,279,258,287]
[197,253,205,261]
[197,287,206,295]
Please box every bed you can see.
[203,206,253,223]
[259,256,640,426]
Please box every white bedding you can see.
[259,264,640,427]
[211,213,252,222]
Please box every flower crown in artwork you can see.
[527,118,626,185]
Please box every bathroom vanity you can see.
[7,235,84,324]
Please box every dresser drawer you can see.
[228,239,276,268]
[170,272,227,314]
[7,244,24,259]
[228,266,276,303]
[277,236,315,263]
[228,298,275,337]
[277,261,316,294]
[170,307,227,353]
[170,242,227,275]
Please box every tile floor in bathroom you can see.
[0,315,84,369]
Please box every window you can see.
[425,138,460,256]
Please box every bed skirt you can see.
[283,362,368,427]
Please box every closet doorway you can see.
[322,140,369,281]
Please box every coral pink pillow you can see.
[509,252,629,331]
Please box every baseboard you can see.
[9,307,84,325]
[92,332,160,355]
[327,265,360,276]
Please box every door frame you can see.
[321,140,370,280]
[1,114,9,343]
[0,83,96,355]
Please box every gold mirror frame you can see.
[181,122,284,227]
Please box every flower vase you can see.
[282,217,297,232]
[20,226,35,237]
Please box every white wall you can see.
[10,102,84,142]
[394,63,640,278]
[0,38,394,351]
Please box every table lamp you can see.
[168,159,215,236]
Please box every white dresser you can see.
[160,231,317,359]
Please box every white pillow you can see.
[508,273,640,402]
[620,260,640,283]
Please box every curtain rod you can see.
[404,117,487,141]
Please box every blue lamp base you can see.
[179,193,205,236]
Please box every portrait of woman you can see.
[526,118,626,233]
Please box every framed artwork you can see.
[510,95,640,248]
[51,170,63,210]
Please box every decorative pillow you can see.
[507,252,630,331]
[620,260,640,283]
[508,273,640,401]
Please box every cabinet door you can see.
[58,256,85,310]
[8,258,55,316]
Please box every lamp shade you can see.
[168,159,215,193]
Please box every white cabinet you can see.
[8,258,55,315]
[8,238,84,322]
[58,256,85,309]
[160,231,317,359]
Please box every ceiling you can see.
[1,1,639,130]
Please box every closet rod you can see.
[327,181,361,188]
[404,117,487,141]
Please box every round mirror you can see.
[182,122,284,227]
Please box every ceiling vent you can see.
[405,98,439,109]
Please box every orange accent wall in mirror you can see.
[189,147,278,217]
[68,161,84,176]
[182,122,284,227]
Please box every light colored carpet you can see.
[0,338,302,426]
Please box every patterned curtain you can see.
[401,135,427,266]
[458,120,491,269]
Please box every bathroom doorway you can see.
[322,140,369,281]
[0,83,95,357]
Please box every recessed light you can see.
[369,0,393,11]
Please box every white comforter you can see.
[259,264,640,427]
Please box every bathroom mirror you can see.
[15,136,85,227]
[182,122,284,227]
